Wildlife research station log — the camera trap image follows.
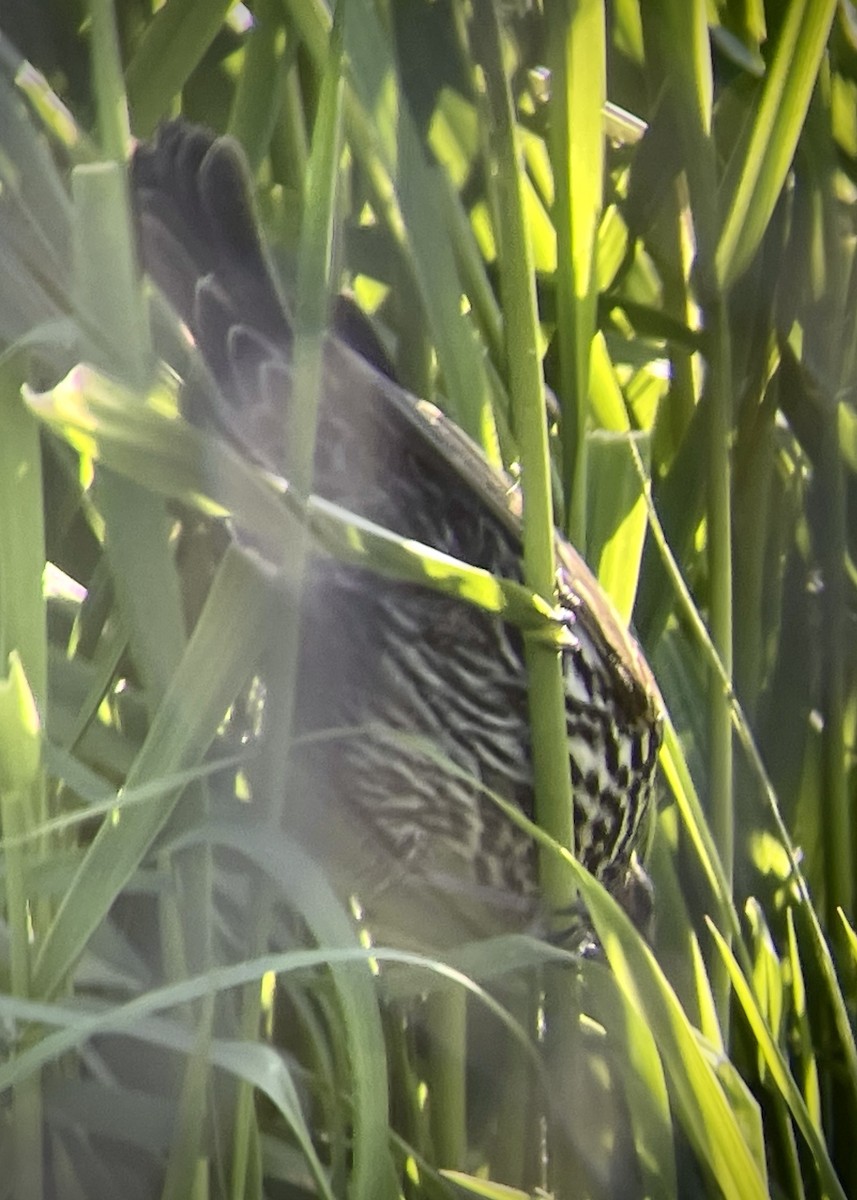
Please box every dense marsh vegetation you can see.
[1,1,857,1197]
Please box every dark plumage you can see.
[132,121,662,948]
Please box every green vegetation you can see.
[1,1,856,1197]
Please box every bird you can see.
[131,120,662,950]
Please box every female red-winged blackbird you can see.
[131,121,661,950]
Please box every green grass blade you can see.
[227,0,290,173]
[586,428,648,624]
[580,962,678,1198]
[548,0,605,543]
[282,0,499,457]
[25,365,565,639]
[470,0,574,907]
[715,0,837,288]
[31,544,274,998]
[708,920,846,1200]
[125,0,233,137]
[0,652,45,1198]
[0,364,47,711]
[567,866,769,1199]
[88,0,132,161]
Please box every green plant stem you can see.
[547,0,605,546]
[424,989,467,1170]
[273,48,309,188]
[470,0,574,909]
[704,295,734,1033]
[230,925,272,1200]
[228,0,290,173]
[818,415,852,927]
[88,0,131,163]
[471,5,578,1193]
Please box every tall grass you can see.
[1,1,857,1197]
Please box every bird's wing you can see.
[132,119,660,722]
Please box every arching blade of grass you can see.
[715,0,838,289]
[0,938,535,1200]
[566,865,769,1200]
[708,921,846,1200]
[30,543,275,1000]
[439,1174,530,1200]
[0,960,337,1200]
[24,365,565,638]
[579,961,677,1199]
[183,823,399,1200]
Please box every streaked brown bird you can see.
[131,121,662,949]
